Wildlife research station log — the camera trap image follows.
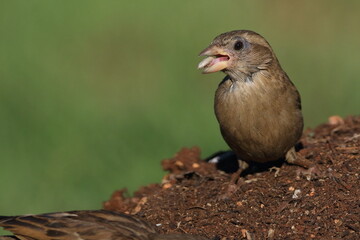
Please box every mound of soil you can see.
[103,116,360,240]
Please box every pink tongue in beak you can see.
[198,55,230,73]
[209,55,229,66]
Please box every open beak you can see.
[198,45,230,74]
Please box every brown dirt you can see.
[103,116,360,240]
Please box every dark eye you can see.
[234,41,243,50]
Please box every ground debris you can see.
[104,116,360,239]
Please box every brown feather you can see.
[0,210,208,240]
[0,210,155,240]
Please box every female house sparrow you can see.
[198,30,311,182]
[0,210,208,240]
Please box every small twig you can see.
[326,140,337,164]
[345,133,360,142]
[345,224,359,232]
[186,206,206,211]
[331,176,351,190]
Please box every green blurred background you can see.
[0,0,359,218]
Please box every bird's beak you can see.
[198,45,230,74]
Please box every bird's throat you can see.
[225,70,253,84]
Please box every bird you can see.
[198,30,312,183]
[0,210,208,240]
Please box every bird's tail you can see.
[0,216,10,222]
[0,236,19,240]
[0,216,13,225]
[0,218,18,240]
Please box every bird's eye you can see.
[234,41,243,50]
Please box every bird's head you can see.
[198,30,277,79]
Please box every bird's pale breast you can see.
[215,74,303,163]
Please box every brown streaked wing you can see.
[0,210,156,240]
